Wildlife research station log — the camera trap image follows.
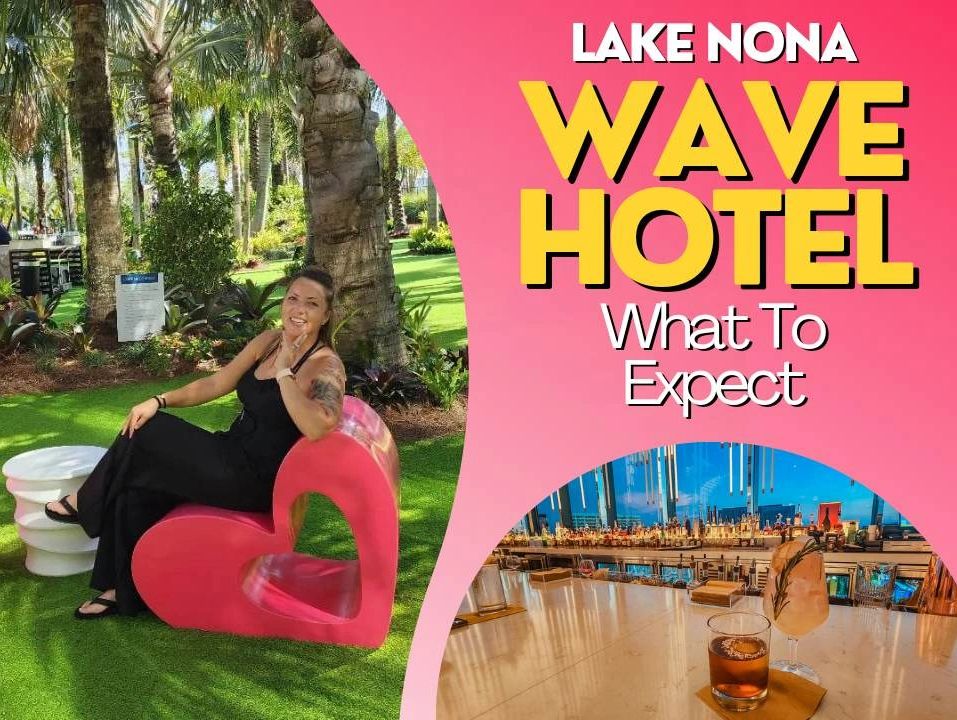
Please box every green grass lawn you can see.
[52,240,466,348]
[0,381,462,720]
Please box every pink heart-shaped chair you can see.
[131,396,400,648]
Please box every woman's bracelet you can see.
[152,394,167,410]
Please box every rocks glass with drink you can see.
[762,537,829,684]
[707,611,771,711]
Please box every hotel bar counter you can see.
[437,573,957,720]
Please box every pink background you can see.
[312,1,956,717]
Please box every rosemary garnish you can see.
[770,539,823,620]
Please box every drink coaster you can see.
[696,669,827,719]
[455,605,526,625]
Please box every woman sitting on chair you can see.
[45,267,346,619]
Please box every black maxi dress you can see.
[76,337,323,615]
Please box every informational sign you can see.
[115,272,165,342]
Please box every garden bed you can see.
[0,353,465,441]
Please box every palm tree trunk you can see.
[251,111,272,234]
[145,62,181,180]
[242,111,252,244]
[70,0,126,326]
[248,111,259,190]
[130,132,143,248]
[32,150,46,228]
[115,129,124,201]
[229,114,244,245]
[52,152,68,230]
[385,101,407,235]
[12,166,22,230]
[293,0,405,366]
[426,173,438,229]
[214,104,227,192]
[62,115,77,232]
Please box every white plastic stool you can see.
[3,445,105,576]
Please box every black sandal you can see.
[45,496,80,525]
[74,595,119,620]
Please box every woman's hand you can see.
[122,398,160,437]
[274,332,305,372]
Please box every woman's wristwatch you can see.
[275,368,295,381]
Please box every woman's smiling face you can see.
[281,277,331,339]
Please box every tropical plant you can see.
[20,292,63,328]
[110,1,245,180]
[223,277,283,321]
[397,291,439,362]
[348,366,421,410]
[413,351,468,410]
[0,307,38,356]
[164,301,207,335]
[57,324,96,355]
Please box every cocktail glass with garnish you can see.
[762,537,829,684]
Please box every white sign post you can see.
[115,272,165,342]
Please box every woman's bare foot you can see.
[75,589,118,618]
[44,494,79,523]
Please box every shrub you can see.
[0,279,14,305]
[251,228,285,256]
[408,222,454,255]
[348,366,422,410]
[80,349,109,368]
[413,350,468,409]
[33,345,59,374]
[141,335,178,376]
[402,192,427,224]
[268,182,307,244]
[181,335,214,363]
[141,174,235,297]
[283,257,306,278]
[263,245,295,261]
[115,341,148,366]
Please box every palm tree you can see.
[385,101,407,236]
[111,1,243,180]
[70,0,127,326]
[292,0,405,365]
[176,109,215,187]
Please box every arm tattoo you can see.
[310,377,344,416]
[309,356,346,417]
